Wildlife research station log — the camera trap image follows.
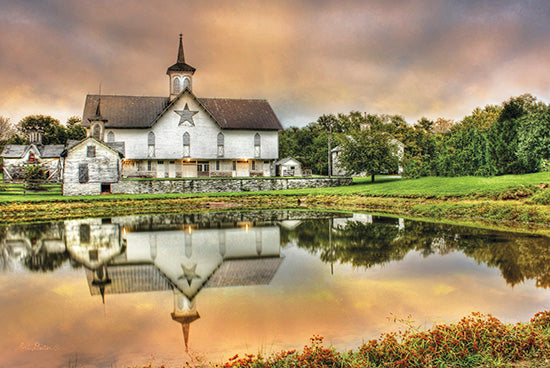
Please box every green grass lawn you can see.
[275,172,550,198]
[1,172,549,202]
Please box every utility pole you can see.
[328,119,332,178]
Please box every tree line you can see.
[280,93,550,178]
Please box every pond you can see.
[1,210,549,367]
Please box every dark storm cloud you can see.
[1,0,549,127]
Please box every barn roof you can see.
[199,98,283,130]
[38,145,65,158]
[275,157,302,166]
[82,95,170,129]
[1,144,66,159]
[1,145,29,158]
[82,92,283,131]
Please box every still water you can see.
[1,210,549,367]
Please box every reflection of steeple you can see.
[171,289,200,353]
[91,265,112,305]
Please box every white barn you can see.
[81,35,283,179]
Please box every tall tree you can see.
[17,115,64,145]
[517,106,550,172]
[338,130,399,182]
[66,116,87,141]
[486,95,538,174]
[0,116,15,140]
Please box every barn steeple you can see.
[177,33,185,64]
[167,34,196,100]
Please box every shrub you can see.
[221,311,550,368]
[23,164,47,191]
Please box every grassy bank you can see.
[216,311,550,368]
[130,311,550,368]
[0,173,549,233]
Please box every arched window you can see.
[217,132,224,157]
[148,131,155,157]
[106,131,114,142]
[92,124,101,140]
[183,77,190,90]
[183,132,190,157]
[254,133,261,158]
[173,77,182,94]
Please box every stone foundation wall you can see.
[63,182,102,196]
[108,177,352,195]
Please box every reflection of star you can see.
[175,103,198,126]
[178,263,200,286]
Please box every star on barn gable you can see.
[178,263,200,287]
[175,103,199,127]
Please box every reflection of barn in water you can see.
[82,217,284,352]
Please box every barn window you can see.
[217,132,224,157]
[183,132,190,157]
[106,131,114,142]
[254,133,261,158]
[232,161,236,171]
[216,160,220,170]
[79,163,89,183]
[183,77,190,90]
[148,131,155,157]
[252,160,256,170]
[87,146,96,158]
[92,124,101,140]
[173,77,182,94]
[28,153,35,162]
[147,160,152,171]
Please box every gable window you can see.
[79,163,89,183]
[254,133,261,158]
[217,132,224,157]
[173,77,182,94]
[92,124,101,140]
[148,131,155,157]
[106,131,114,142]
[28,153,35,162]
[183,132,190,157]
[87,145,96,158]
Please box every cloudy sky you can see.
[1,0,549,128]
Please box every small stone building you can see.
[275,157,303,177]
[62,137,124,196]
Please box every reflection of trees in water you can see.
[290,218,550,288]
[23,249,70,272]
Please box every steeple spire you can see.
[166,34,196,75]
[177,33,185,63]
[95,98,102,118]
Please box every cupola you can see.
[167,34,196,100]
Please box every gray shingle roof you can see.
[38,145,65,158]
[82,95,170,129]
[1,145,29,158]
[275,157,301,165]
[106,142,125,155]
[199,98,283,130]
[82,93,283,131]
